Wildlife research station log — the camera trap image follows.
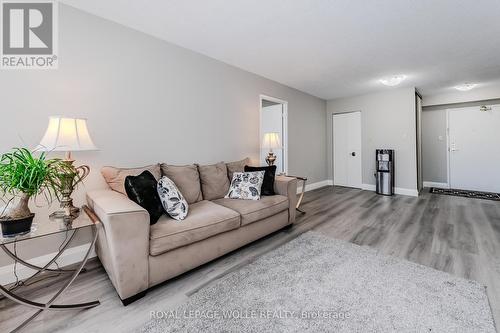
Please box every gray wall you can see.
[0,5,327,267]
[262,100,280,107]
[421,109,448,183]
[326,87,417,193]
[421,98,500,184]
[423,83,500,106]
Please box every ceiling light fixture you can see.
[454,83,477,91]
[379,75,407,87]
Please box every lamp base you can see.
[60,198,81,218]
[265,152,276,166]
[50,208,79,221]
[58,156,90,218]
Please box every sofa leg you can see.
[120,290,147,306]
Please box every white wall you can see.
[0,5,327,268]
[326,87,418,195]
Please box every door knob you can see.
[351,152,356,156]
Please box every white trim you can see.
[259,95,288,174]
[446,108,451,187]
[416,93,424,192]
[0,243,96,285]
[423,181,449,188]
[394,188,419,197]
[362,183,376,191]
[297,180,333,194]
[362,183,418,197]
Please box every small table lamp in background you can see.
[262,132,282,166]
[38,116,98,217]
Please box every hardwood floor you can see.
[1,186,499,332]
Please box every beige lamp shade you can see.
[38,116,98,152]
[262,132,282,150]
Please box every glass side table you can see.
[0,205,101,333]
[284,175,307,213]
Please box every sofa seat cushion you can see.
[149,200,240,255]
[213,195,288,226]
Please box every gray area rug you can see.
[141,232,495,332]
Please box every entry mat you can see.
[430,187,500,201]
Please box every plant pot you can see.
[0,213,35,237]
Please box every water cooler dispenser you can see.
[376,149,394,196]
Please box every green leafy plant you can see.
[0,148,74,219]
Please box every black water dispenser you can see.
[376,149,394,196]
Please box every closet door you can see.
[333,112,362,188]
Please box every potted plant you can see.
[0,148,72,237]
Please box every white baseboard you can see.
[394,187,419,197]
[0,243,95,285]
[297,179,333,194]
[362,183,418,197]
[362,183,376,191]
[423,181,449,188]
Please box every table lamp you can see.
[38,116,98,217]
[262,132,282,166]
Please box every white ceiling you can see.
[62,0,500,100]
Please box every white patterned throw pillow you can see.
[157,176,189,220]
[225,171,265,200]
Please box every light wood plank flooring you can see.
[1,187,499,332]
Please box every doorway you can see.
[447,104,500,192]
[259,95,288,174]
[333,111,362,188]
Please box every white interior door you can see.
[260,103,286,173]
[333,112,362,188]
[448,105,500,192]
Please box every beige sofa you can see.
[86,161,297,305]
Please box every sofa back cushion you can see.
[226,158,250,181]
[101,164,161,195]
[160,164,203,204]
[197,162,230,201]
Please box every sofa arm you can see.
[86,189,150,301]
[274,176,297,223]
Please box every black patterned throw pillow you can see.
[124,171,164,225]
[225,171,265,200]
[244,165,277,196]
[157,176,189,221]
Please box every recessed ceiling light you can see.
[379,75,407,87]
[454,83,477,91]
